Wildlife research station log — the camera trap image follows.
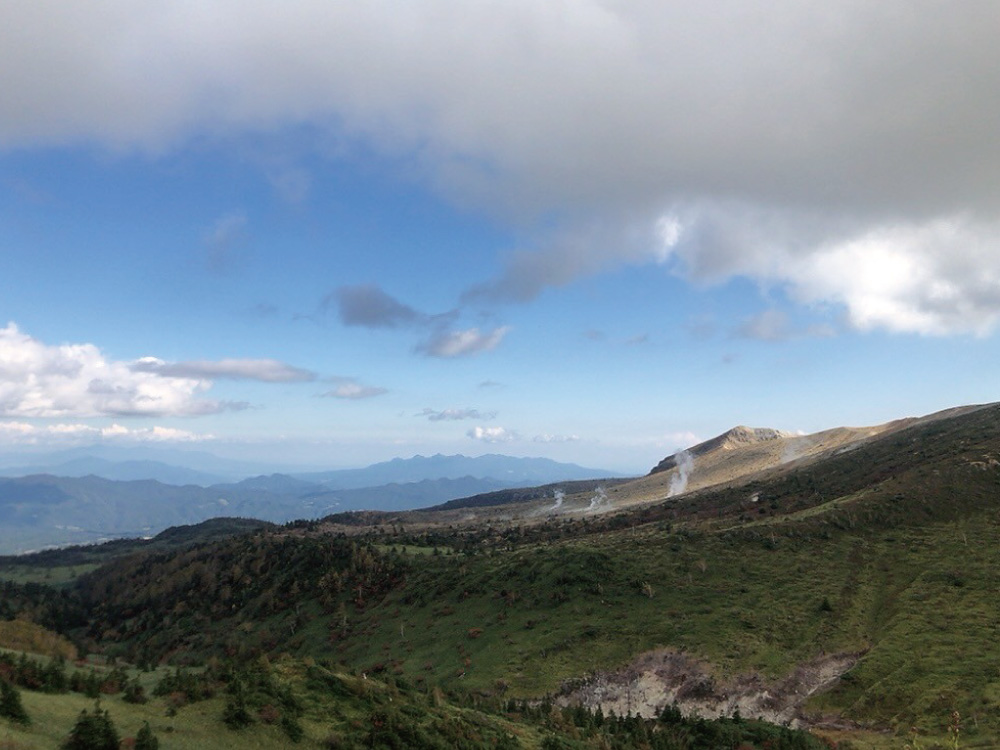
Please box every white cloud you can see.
[417,408,495,422]
[671,209,1000,336]
[132,357,315,382]
[319,378,387,400]
[467,426,518,443]
[532,433,579,443]
[0,323,236,418]
[0,421,211,445]
[3,3,1000,334]
[417,326,510,358]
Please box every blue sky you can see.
[2,2,999,474]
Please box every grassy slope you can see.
[0,656,567,749]
[4,404,1000,747]
[318,405,1000,744]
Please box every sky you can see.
[2,1,1000,474]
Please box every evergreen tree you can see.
[135,721,159,750]
[63,705,120,750]
[123,677,147,704]
[222,679,254,729]
[0,678,30,725]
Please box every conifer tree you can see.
[135,721,159,750]
[63,705,119,750]
[0,678,30,725]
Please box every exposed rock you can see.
[650,426,791,475]
[555,649,861,728]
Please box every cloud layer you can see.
[133,357,315,382]
[0,323,225,418]
[0,323,313,418]
[4,2,1000,334]
[0,421,210,445]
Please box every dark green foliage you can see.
[222,690,255,729]
[0,651,68,693]
[73,533,409,664]
[533,701,826,750]
[122,677,147,703]
[69,669,102,698]
[152,666,218,702]
[281,712,305,742]
[0,579,87,630]
[62,705,119,750]
[221,659,303,732]
[134,721,159,750]
[0,678,30,725]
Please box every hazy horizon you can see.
[3,2,998,475]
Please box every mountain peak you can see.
[649,425,790,475]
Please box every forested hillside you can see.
[2,404,1000,747]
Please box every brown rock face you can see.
[649,426,789,475]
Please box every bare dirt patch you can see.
[554,649,861,728]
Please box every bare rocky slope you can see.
[428,402,998,523]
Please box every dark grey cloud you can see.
[132,357,316,383]
[328,285,424,329]
[5,2,1000,333]
[324,284,506,357]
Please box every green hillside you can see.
[3,403,1000,747]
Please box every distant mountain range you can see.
[0,445,299,483]
[0,457,228,486]
[294,453,617,489]
[0,451,623,554]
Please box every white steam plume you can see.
[667,450,694,497]
[549,489,565,512]
[587,486,609,512]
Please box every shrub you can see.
[135,722,159,750]
[62,706,119,750]
[0,679,30,726]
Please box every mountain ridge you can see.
[6,399,999,745]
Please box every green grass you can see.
[0,658,545,749]
[0,563,99,587]
[6,402,1000,747]
[322,475,1000,744]
[374,543,453,556]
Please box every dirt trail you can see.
[554,649,860,728]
